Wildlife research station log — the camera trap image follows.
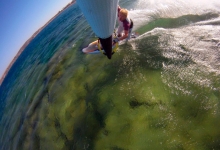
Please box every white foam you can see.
[126,0,220,30]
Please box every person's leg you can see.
[117,19,124,37]
[126,28,133,42]
[117,27,123,37]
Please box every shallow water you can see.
[0,0,220,149]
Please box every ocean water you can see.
[0,0,220,149]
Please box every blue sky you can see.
[0,0,72,80]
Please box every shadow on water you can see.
[70,58,120,149]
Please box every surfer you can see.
[114,5,133,43]
[82,5,134,54]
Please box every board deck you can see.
[82,32,139,54]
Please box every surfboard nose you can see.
[99,36,112,59]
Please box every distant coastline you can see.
[0,0,76,85]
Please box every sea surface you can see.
[0,0,220,149]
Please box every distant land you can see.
[0,0,76,85]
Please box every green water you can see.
[2,32,219,149]
[1,2,220,150]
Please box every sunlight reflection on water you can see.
[1,0,220,149]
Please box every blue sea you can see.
[0,0,220,149]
